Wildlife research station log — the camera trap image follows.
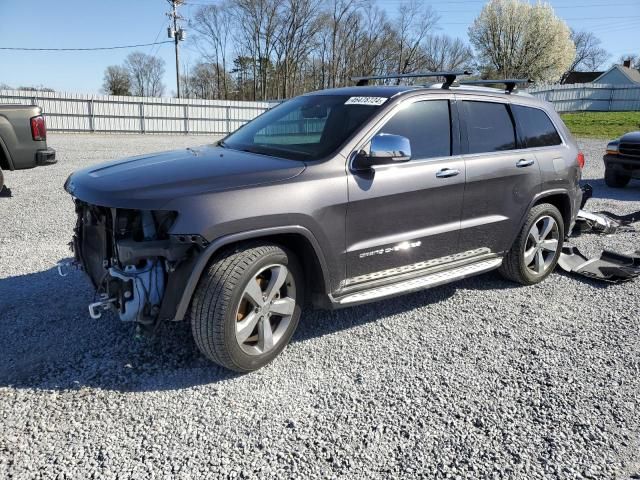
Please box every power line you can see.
[0,41,173,52]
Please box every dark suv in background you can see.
[604,131,640,188]
[64,73,583,371]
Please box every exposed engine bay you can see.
[61,201,200,325]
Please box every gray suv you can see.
[64,74,583,371]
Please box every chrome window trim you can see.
[454,93,568,155]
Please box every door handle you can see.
[435,168,460,178]
[516,158,535,168]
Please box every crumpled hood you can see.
[65,145,306,209]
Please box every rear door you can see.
[345,95,465,285]
[457,96,541,254]
[510,104,570,191]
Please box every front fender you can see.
[172,225,331,321]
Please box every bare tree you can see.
[169,0,471,99]
[393,1,439,76]
[17,85,55,92]
[325,0,361,88]
[102,65,131,96]
[273,0,322,98]
[468,0,575,82]
[566,30,609,74]
[233,0,283,100]
[192,3,234,99]
[182,62,234,99]
[423,34,474,72]
[124,52,166,97]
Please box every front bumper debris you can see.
[575,210,622,235]
[559,184,640,283]
[558,246,640,283]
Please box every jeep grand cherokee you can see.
[64,73,583,372]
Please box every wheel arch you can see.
[506,190,574,251]
[531,191,572,235]
[0,136,14,171]
[173,226,332,321]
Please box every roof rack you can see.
[352,70,472,89]
[458,79,532,94]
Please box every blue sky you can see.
[0,0,638,96]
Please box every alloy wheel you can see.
[524,215,560,275]
[234,264,296,356]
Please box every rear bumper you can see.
[36,147,56,166]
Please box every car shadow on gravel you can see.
[0,263,521,393]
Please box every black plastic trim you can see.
[172,225,331,321]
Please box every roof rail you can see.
[458,79,532,94]
[352,70,472,89]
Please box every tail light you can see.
[30,115,47,141]
[576,152,585,169]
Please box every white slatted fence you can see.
[525,83,640,112]
[0,90,275,134]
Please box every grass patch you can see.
[560,111,640,139]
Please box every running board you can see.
[336,258,503,305]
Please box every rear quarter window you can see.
[512,105,562,148]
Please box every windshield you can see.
[221,95,386,161]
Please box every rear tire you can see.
[499,203,564,285]
[190,242,304,372]
[604,167,631,188]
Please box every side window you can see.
[377,100,451,159]
[512,105,562,148]
[463,101,516,154]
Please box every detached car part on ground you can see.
[63,72,587,372]
[556,186,640,283]
[603,131,640,188]
[0,105,56,191]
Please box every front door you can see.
[344,96,466,288]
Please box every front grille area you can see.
[619,143,640,158]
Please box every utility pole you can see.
[167,0,186,98]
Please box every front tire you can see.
[604,167,631,188]
[190,242,304,372]
[499,203,564,285]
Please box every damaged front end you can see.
[65,201,204,325]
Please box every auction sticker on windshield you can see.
[345,96,388,106]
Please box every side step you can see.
[336,258,503,305]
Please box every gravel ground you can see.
[1,134,639,479]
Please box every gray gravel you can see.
[1,133,639,479]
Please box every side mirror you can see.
[352,134,411,171]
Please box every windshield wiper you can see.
[217,140,228,148]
